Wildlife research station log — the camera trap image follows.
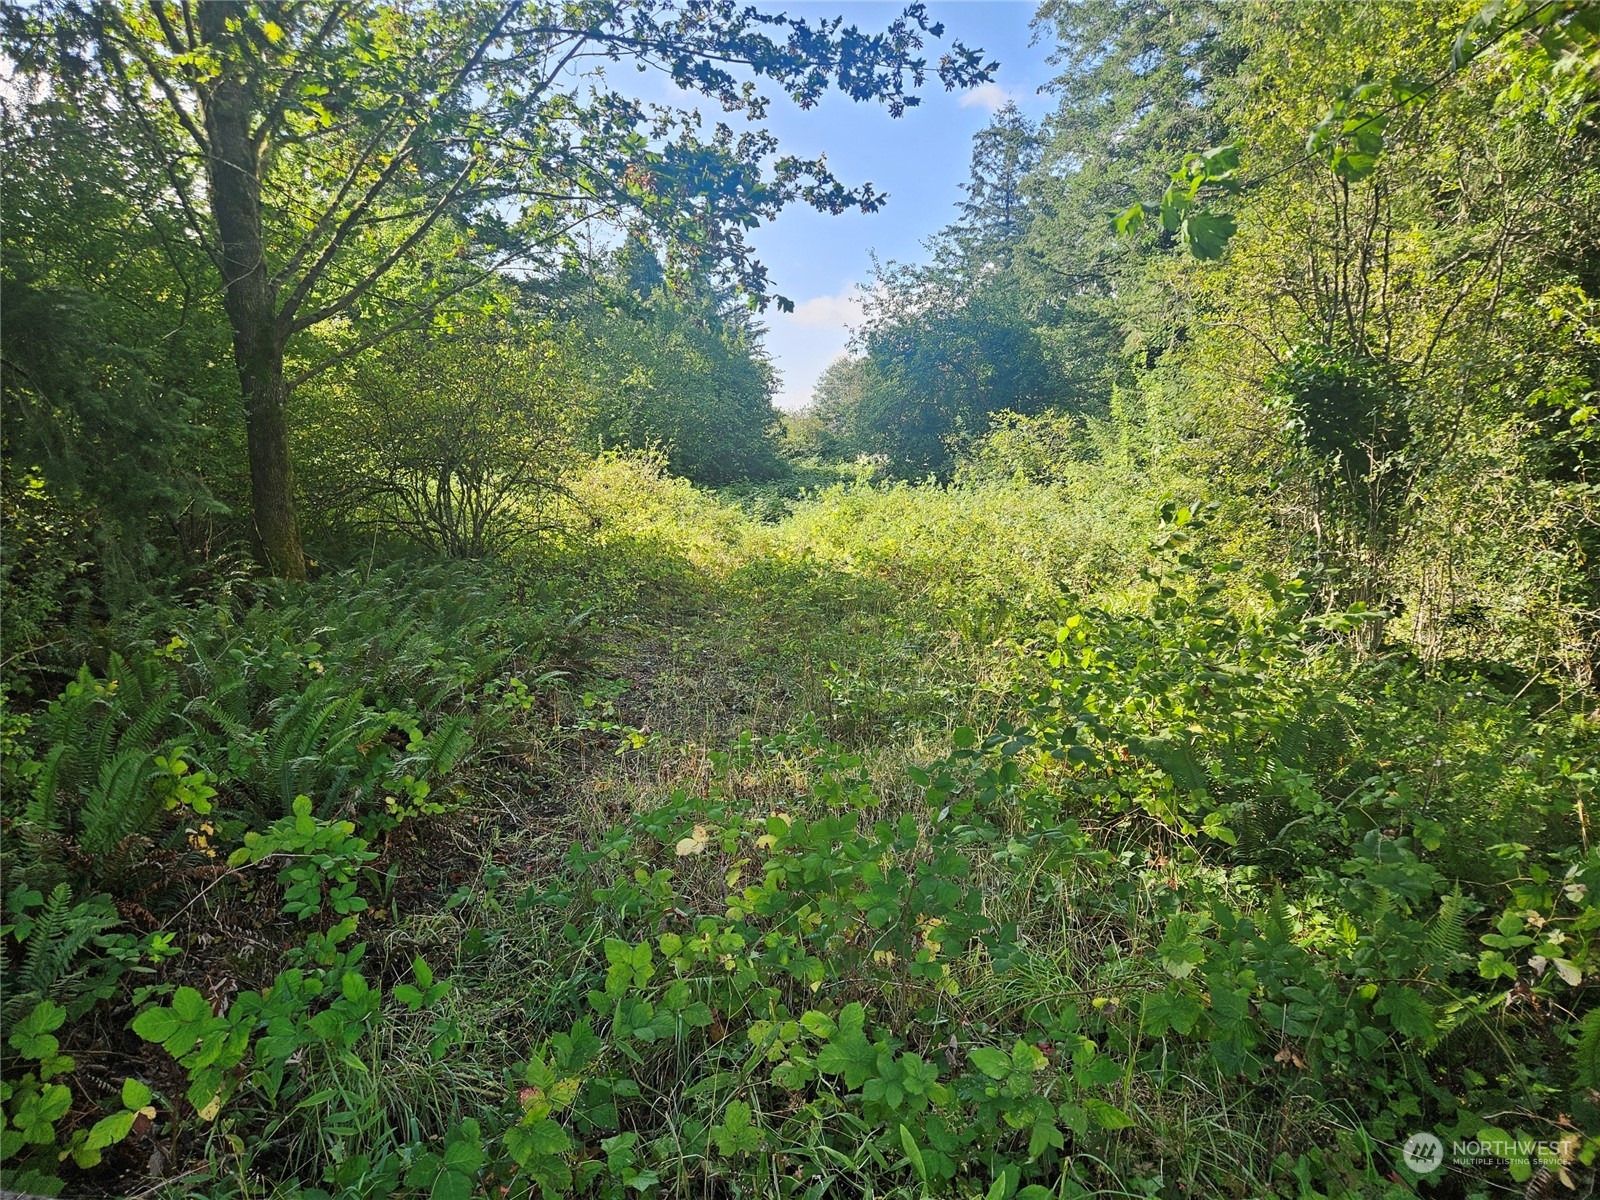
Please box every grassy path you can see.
[399,539,992,1138]
[353,480,1592,1200]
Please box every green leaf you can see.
[815,1042,851,1075]
[121,1077,153,1110]
[1374,986,1435,1041]
[1180,210,1237,260]
[131,1006,181,1047]
[1574,1009,1600,1090]
[838,1002,866,1035]
[1477,1127,1531,1182]
[443,1120,486,1171]
[26,1088,73,1132]
[1010,1040,1048,1074]
[1159,184,1188,233]
[1058,1100,1088,1137]
[1143,985,1203,1036]
[8,1000,66,1059]
[429,1168,473,1200]
[1332,149,1380,181]
[1200,810,1237,845]
[1198,144,1240,176]
[1477,950,1517,980]
[800,1010,836,1038]
[817,1030,877,1089]
[171,986,212,1023]
[393,984,424,1010]
[969,1047,1012,1079]
[679,1001,714,1029]
[898,1124,927,1182]
[85,1109,137,1152]
[711,1100,763,1156]
[1027,1118,1063,1159]
[1113,203,1146,237]
[519,1117,570,1157]
[1156,915,1206,979]
[1084,1097,1136,1130]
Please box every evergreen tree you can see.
[574,243,782,485]
[1020,0,1246,403]
[952,102,1042,264]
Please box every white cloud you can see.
[773,389,813,413]
[960,82,1015,112]
[786,286,864,331]
[765,285,866,412]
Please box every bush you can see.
[297,310,583,560]
[0,562,570,1197]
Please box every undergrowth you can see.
[2,460,1596,1199]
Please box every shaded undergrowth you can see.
[4,463,1597,1199]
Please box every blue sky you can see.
[737,2,1059,409]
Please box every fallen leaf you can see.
[675,824,710,856]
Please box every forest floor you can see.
[32,466,1583,1199]
[377,527,1035,1171]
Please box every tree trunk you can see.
[199,4,307,580]
[236,335,304,580]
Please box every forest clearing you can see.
[2,1,1599,1197]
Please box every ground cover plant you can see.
[4,468,1596,1198]
[3,0,1598,1197]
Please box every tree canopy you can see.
[9,0,993,576]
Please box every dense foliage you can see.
[3,1,1599,1199]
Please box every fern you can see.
[1262,891,1296,948]
[20,658,175,858]
[29,667,106,815]
[412,715,474,781]
[115,656,176,751]
[23,743,70,836]
[1420,890,1472,976]
[78,747,161,856]
[1357,890,1406,975]
[2,883,128,1026]
[80,662,124,794]
[180,640,254,742]
[262,681,380,816]
[1575,1008,1600,1091]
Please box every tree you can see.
[14,1,992,578]
[850,266,1058,476]
[1022,0,1246,404]
[296,302,581,558]
[810,353,878,448]
[576,259,783,485]
[950,101,1041,263]
[811,101,1058,476]
[0,75,236,613]
[1129,0,1600,668]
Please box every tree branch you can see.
[282,155,481,337]
[284,260,503,388]
[274,2,527,328]
[251,1,354,152]
[111,7,210,152]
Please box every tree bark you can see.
[198,3,307,580]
